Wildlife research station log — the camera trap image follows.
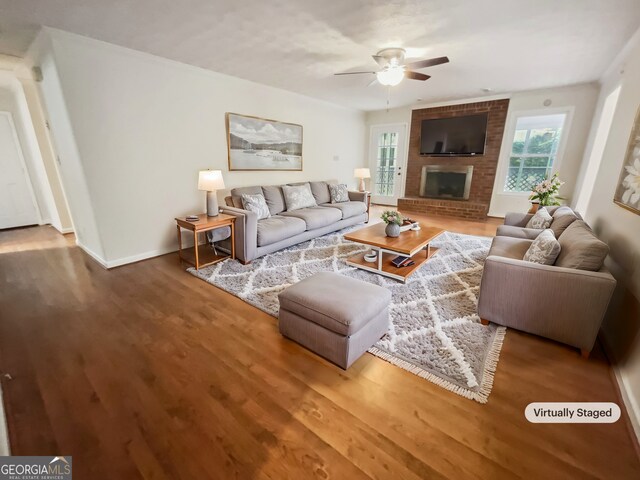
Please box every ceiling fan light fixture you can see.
[376,66,404,86]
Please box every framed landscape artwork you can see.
[226,113,303,171]
[614,105,640,215]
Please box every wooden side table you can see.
[175,213,236,270]
[364,191,372,223]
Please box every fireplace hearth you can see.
[419,165,473,200]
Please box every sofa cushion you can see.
[555,221,609,271]
[525,207,553,229]
[281,206,342,230]
[282,183,317,211]
[278,272,391,336]
[496,225,542,240]
[488,236,532,260]
[523,229,561,265]
[257,215,307,247]
[550,206,577,238]
[309,181,331,205]
[230,186,263,209]
[319,201,367,219]
[550,214,578,238]
[262,185,286,215]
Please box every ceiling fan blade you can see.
[372,55,387,66]
[367,78,379,87]
[405,71,431,81]
[404,56,449,70]
[334,71,377,76]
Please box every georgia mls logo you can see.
[50,456,71,469]
[0,455,72,479]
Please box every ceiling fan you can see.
[335,48,449,86]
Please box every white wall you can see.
[30,29,366,266]
[488,84,598,216]
[20,77,74,233]
[575,29,640,440]
[0,73,59,228]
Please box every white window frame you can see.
[496,106,574,196]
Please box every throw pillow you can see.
[555,220,609,271]
[525,207,553,229]
[282,184,317,211]
[241,193,271,220]
[329,184,349,203]
[523,229,561,265]
[550,208,577,238]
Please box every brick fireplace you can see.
[398,99,509,219]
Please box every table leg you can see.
[194,231,199,270]
[230,223,236,260]
[426,243,430,258]
[377,248,382,272]
[176,225,182,263]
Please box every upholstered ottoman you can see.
[278,272,391,369]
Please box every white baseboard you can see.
[75,241,108,268]
[600,334,640,443]
[0,383,10,456]
[75,240,179,269]
[53,225,74,234]
[104,246,177,269]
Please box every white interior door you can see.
[0,112,40,229]
[369,124,407,206]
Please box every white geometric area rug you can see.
[189,230,506,403]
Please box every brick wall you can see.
[398,99,509,219]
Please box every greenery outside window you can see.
[375,132,398,196]
[504,113,567,192]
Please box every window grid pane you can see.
[504,114,565,192]
[375,132,398,196]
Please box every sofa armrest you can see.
[219,206,258,263]
[348,190,369,203]
[504,212,533,227]
[478,256,616,350]
[496,225,542,240]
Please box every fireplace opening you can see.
[419,165,473,200]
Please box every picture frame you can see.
[613,105,640,215]
[225,112,303,171]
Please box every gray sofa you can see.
[220,181,369,263]
[478,209,616,357]
[496,206,583,240]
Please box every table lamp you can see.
[354,168,371,192]
[198,170,225,216]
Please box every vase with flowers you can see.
[381,210,403,237]
[529,173,565,207]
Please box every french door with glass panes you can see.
[369,124,406,205]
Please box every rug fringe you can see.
[368,325,507,404]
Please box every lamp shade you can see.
[198,170,225,191]
[354,168,371,179]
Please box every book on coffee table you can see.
[391,255,415,268]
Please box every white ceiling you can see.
[1,0,639,111]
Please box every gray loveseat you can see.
[478,208,616,357]
[496,206,583,240]
[220,181,369,263]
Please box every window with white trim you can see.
[503,113,567,192]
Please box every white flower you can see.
[621,158,640,206]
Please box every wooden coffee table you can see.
[343,223,444,282]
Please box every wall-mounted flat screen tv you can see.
[420,113,488,155]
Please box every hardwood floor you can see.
[0,217,638,479]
